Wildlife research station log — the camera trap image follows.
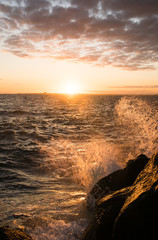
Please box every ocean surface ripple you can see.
[0,94,157,239]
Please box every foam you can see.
[115,96,158,157]
[26,218,88,240]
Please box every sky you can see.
[0,0,158,94]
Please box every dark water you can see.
[0,94,157,239]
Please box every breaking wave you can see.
[39,138,122,192]
[25,218,88,240]
[0,94,157,240]
[115,96,158,158]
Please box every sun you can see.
[62,82,79,95]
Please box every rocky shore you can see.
[1,153,158,240]
[82,153,158,239]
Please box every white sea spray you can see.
[115,96,158,158]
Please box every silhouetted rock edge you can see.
[82,153,158,240]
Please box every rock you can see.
[0,226,33,240]
[113,153,158,239]
[86,154,149,210]
[82,153,158,240]
[113,186,158,239]
[82,187,131,240]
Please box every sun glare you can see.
[62,83,79,95]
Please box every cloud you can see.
[0,0,158,70]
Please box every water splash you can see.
[39,138,121,192]
[25,217,88,240]
[115,96,158,158]
[66,139,121,192]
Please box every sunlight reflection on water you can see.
[0,94,157,239]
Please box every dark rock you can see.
[82,153,158,240]
[113,187,158,239]
[87,154,149,210]
[96,188,131,240]
[113,153,158,239]
[82,187,131,240]
[0,226,33,240]
[81,221,97,240]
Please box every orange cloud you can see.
[0,0,158,70]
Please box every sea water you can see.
[0,94,157,239]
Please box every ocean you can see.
[0,94,157,239]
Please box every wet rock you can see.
[113,153,158,239]
[83,186,132,240]
[0,226,33,240]
[87,154,149,210]
[82,153,158,240]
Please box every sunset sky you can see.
[0,0,158,94]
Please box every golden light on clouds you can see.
[0,0,158,94]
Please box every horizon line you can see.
[0,92,157,95]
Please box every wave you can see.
[115,96,158,158]
[39,138,122,192]
[67,139,122,192]
[0,130,16,139]
[0,110,30,116]
[38,96,158,192]
[1,94,157,240]
[25,217,88,240]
